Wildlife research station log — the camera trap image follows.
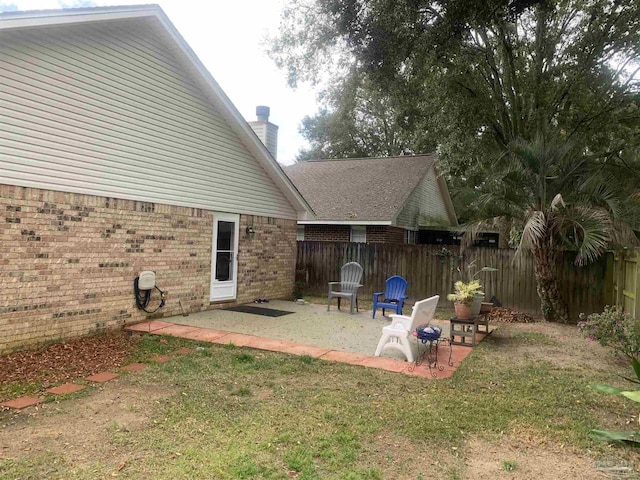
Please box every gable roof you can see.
[284,155,455,224]
[0,5,314,220]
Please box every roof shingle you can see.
[284,155,437,221]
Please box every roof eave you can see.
[299,220,393,225]
[0,4,159,29]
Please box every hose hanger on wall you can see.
[133,271,166,313]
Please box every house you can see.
[284,155,457,244]
[0,6,314,352]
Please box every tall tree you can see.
[270,0,640,187]
[296,75,432,160]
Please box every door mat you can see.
[224,305,295,317]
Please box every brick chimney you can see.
[248,106,278,160]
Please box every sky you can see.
[2,0,319,165]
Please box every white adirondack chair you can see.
[373,295,440,362]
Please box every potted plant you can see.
[458,261,497,316]
[447,280,483,320]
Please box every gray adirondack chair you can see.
[327,262,364,314]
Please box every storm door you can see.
[210,213,239,301]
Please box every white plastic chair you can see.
[373,295,440,362]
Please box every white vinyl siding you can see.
[0,20,297,219]
[395,168,452,229]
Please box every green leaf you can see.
[479,267,498,273]
[590,430,640,445]
[589,383,624,395]
[620,391,640,403]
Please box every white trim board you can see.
[299,220,393,226]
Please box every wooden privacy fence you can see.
[296,242,608,318]
[607,249,640,319]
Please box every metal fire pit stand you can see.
[408,327,454,377]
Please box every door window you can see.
[215,220,234,281]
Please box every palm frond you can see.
[550,193,565,211]
[508,138,542,176]
[577,174,622,219]
[473,192,523,218]
[519,209,546,251]
[618,192,640,233]
[553,206,612,266]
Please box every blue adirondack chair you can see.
[372,276,409,319]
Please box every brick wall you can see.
[366,226,406,244]
[302,224,406,244]
[303,224,351,242]
[0,184,296,352]
[237,215,297,304]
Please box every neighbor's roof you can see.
[284,155,442,223]
[0,4,314,220]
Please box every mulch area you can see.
[487,307,540,323]
[0,331,139,388]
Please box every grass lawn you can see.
[0,322,638,479]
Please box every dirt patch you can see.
[0,330,138,390]
[0,381,174,468]
[486,322,627,376]
[463,434,634,479]
[363,428,634,479]
[362,430,462,479]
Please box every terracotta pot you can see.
[454,302,472,320]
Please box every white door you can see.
[210,213,239,301]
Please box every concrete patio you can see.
[127,300,493,378]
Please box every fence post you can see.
[613,251,624,307]
[634,250,640,320]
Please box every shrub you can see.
[446,280,483,306]
[578,306,640,361]
[293,280,305,299]
[581,310,640,445]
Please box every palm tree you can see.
[466,136,639,323]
